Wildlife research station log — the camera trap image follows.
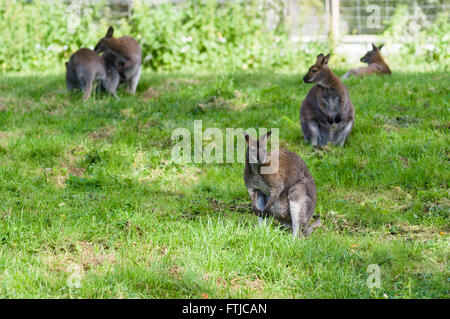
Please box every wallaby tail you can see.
[341,71,352,79]
[82,73,95,101]
[302,217,322,237]
[311,217,322,228]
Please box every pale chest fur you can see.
[320,93,341,118]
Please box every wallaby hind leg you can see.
[333,121,353,146]
[127,66,141,94]
[104,69,120,98]
[302,121,320,146]
[81,74,95,101]
[288,184,310,238]
[66,78,75,92]
[303,218,321,237]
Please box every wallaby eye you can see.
[312,69,317,73]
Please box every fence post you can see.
[325,0,330,34]
[330,0,340,46]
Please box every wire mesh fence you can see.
[99,0,449,39]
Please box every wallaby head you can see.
[242,130,272,165]
[303,53,332,84]
[360,43,384,64]
[94,26,115,54]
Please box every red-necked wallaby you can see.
[342,43,391,79]
[243,130,320,238]
[65,48,118,100]
[94,26,142,94]
[99,51,121,96]
[300,53,355,146]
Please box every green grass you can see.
[0,67,448,298]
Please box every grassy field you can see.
[0,66,448,298]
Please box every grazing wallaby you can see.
[300,53,355,146]
[99,51,121,96]
[65,48,118,100]
[94,26,142,94]
[342,43,391,79]
[243,130,320,238]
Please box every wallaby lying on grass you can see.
[342,43,391,79]
[65,48,118,100]
[300,53,355,146]
[243,130,320,238]
[94,26,142,94]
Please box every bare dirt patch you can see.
[87,126,116,140]
[142,78,201,100]
[142,87,160,99]
[45,241,116,273]
[204,274,265,294]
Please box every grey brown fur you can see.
[94,26,142,94]
[342,43,391,79]
[65,48,118,100]
[99,51,121,95]
[300,53,355,146]
[243,131,320,238]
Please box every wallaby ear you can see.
[378,43,384,50]
[242,130,250,144]
[372,43,377,51]
[106,26,114,38]
[323,53,331,65]
[260,130,272,142]
[316,53,325,65]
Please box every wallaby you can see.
[94,26,142,94]
[99,51,121,96]
[65,48,118,100]
[342,43,391,79]
[243,130,321,238]
[300,53,355,146]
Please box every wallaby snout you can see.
[303,75,312,84]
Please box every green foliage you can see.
[131,0,299,71]
[383,5,450,68]
[0,0,311,73]
[0,0,113,73]
[1,1,448,74]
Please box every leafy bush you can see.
[0,0,311,73]
[383,5,450,68]
[0,0,448,74]
[0,0,114,73]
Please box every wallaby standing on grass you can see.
[65,48,118,100]
[99,51,121,95]
[94,26,142,94]
[300,53,355,146]
[342,43,391,79]
[243,131,320,238]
